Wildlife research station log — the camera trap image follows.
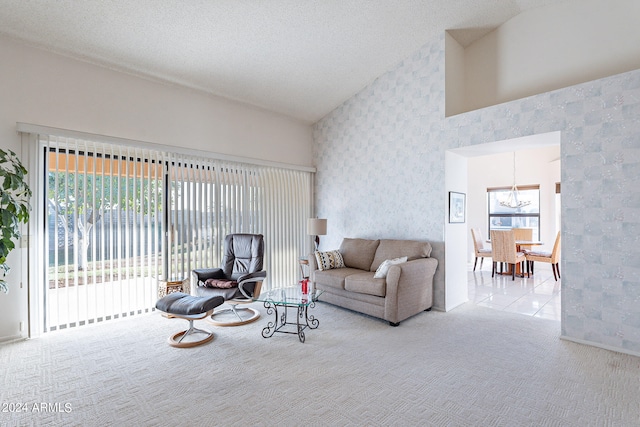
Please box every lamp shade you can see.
[307,218,327,236]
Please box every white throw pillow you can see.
[373,256,408,279]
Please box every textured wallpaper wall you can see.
[313,34,640,356]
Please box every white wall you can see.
[0,36,312,166]
[445,151,468,311]
[458,0,640,114]
[444,32,465,117]
[0,35,313,342]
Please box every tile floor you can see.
[467,260,561,321]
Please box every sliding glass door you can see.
[32,132,312,333]
[44,137,164,330]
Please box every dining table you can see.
[487,239,544,250]
[516,240,543,251]
[487,239,545,277]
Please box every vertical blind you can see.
[36,132,312,332]
[44,136,164,330]
[167,153,312,289]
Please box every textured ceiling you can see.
[0,0,562,123]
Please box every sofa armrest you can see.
[384,257,438,323]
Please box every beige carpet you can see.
[1,301,639,426]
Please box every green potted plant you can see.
[0,149,31,293]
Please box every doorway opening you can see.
[445,131,561,320]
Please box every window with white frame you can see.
[487,185,540,240]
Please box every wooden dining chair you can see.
[525,231,561,281]
[471,228,492,271]
[512,227,533,251]
[490,230,528,280]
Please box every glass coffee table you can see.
[253,286,323,343]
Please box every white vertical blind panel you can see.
[41,136,164,331]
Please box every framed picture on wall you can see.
[449,192,466,223]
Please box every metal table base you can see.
[261,299,319,343]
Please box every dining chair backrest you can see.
[471,228,487,253]
[512,228,533,241]
[490,230,519,264]
[550,231,561,262]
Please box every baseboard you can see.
[560,335,640,358]
[0,334,28,345]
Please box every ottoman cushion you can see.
[156,292,224,315]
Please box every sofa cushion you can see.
[344,271,386,297]
[314,267,363,290]
[314,250,345,271]
[340,238,380,271]
[373,256,408,279]
[370,239,432,272]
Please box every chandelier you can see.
[500,152,531,209]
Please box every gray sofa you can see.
[309,238,438,326]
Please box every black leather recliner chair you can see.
[192,233,267,326]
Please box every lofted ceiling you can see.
[0,0,562,123]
